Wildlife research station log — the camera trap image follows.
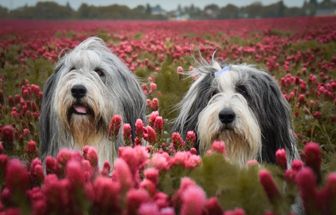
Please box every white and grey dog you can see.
[174,59,298,166]
[40,37,146,166]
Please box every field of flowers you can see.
[0,17,336,214]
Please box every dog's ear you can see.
[173,73,214,149]
[249,73,296,163]
[39,63,62,159]
[119,72,147,140]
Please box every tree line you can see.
[0,0,335,20]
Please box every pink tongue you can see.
[73,105,88,114]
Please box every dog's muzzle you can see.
[71,84,87,99]
[219,108,236,124]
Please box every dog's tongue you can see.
[73,105,88,114]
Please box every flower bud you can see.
[259,169,281,203]
[211,140,225,154]
[275,148,287,170]
[109,114,122,137]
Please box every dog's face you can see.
[54,48,112,127]
[174,63,297,166]
[197,67,262,165]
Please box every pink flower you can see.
[160,207,176,215]
[26,139,37,154]
[123,123,132,144]
[148,111,159,126]
[275,148,287,170]
[83,146,98,168]
[291,159,304,171]
[5,159,30,192]
[138,202,160,215]
[295,167,318,214]
[180,185,207,215]
[144,167,159,185]
[211,140,225,154]
[145,126,157,144]
[93,176,121,213]
[127,189,151,215]
[140,178,156,196]
[109,114,122,137]
[224,208,246,215]
[66,160,85,187]
[1,125,15,150]
[135,119,145,138]
[151,98,159,110]
[303,142,321,181]
[154,116,164,133]
[150,153,170,171]
[150,82,157,92]
[112,158,134,192]
[186,131,196,146]
[205,197,223,215]
[171,132,185,148]
[259,169,281,203]
[45,156,58,174]
[101,161,111,176]
[30,158,44,183]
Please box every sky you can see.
[0,0,316,10]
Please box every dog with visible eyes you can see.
[173,59,299,166]
[40,37,146,166]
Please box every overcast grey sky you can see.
[0,0,315,10]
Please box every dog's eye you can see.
[70,66,76,71]
[236,84,249,97]
[210,89,219,97]
[94,68,105,77]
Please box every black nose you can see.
[71,85,87,99]
[219,108,235,124]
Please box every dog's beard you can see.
[198,100,262,167]
[211,129,257,166]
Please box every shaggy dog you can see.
[40,37,146,166]
[174,59,298,166]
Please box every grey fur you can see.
[174,60,298,164]
[40,37,146,165]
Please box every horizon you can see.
[0,0,323,10]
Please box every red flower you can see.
[259,169,281,203]
[186,131,196,146]
[94,176,121,213]
[275,148,287,170]
[127,189,151,215]
[112,158,134,192]
[5,159,30,192]
[296,167,318,214]
[1,125,15,150]
[211,140,225,154]
[26,139,37,154]
[180,185,206,215]
[109,114,122,137]
[138,202,160,215]
[151,98,159,111]
[303,142,321,181]
[154,116,164,133]
[135,119,145,138]
[144,167,159,185]
[205,197,223,215]
[145,126,157,144]
[123,123,132,144]
[83,146,98,168]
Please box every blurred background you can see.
[0,0,335,20]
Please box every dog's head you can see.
[40,37,146,158]
[174,60,297,166]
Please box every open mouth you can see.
[68,103,93,116]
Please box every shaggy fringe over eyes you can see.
[173,58,298,166]
[40,37,146,166]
